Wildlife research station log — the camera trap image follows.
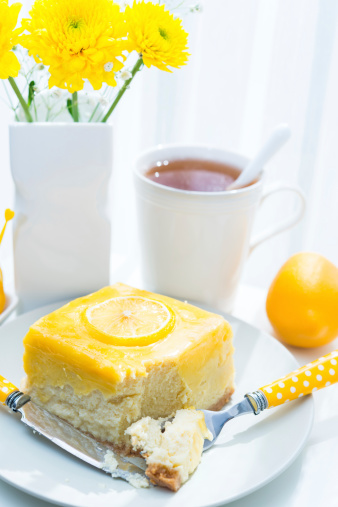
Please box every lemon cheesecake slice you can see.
[22,283,234,454]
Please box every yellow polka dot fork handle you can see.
[246,350,338,414]
[0,374,30,411]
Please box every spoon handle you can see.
[229,124,291,190]
[247,350,338,411]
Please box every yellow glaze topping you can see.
[23,283,233,396]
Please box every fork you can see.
[202,349,338,450]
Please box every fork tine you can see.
[201,398,255,451]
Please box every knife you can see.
[0,376,148,484]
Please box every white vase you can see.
[9,123,112,312]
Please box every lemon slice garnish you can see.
[84,296,175,346]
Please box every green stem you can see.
[101,57,144,123]
[8,77,33,123]
[72,91,79,122]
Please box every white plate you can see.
[0,301,314,507]
[0,289,19,324]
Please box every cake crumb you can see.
[126,473,150,489]
[103,450,118,473]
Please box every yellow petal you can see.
[68,58,86,72]
[0,51,20,79]
[18,0,128,91]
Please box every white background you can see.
[0,0,338,283]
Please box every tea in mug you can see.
[145,158,244,192]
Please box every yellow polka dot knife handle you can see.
[0,374,19,404]
[246,350,338,413]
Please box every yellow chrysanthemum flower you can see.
[0,0,22,80]
[125,1,189,72]
[20,0,128,92]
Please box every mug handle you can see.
[249,182,306,254]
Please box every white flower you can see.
[104,62,114,72]
[98,96,108,106]
[51,88,63,98]
[190,3,202,12]
[120,69,132,81]
[37,64,44,71]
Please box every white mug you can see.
[133,145,306,312]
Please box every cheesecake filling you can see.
[21,351,234,451]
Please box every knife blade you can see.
[3,387,148,485]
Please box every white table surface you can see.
[1,272,337,507]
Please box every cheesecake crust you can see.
[146,464,181,492]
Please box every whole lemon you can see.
[266,252,338,348]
